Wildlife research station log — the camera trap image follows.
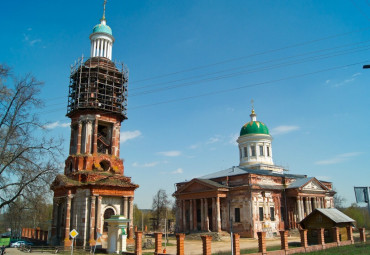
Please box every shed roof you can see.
[315,208,355,223]
[300,208,355,225]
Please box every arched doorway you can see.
[103,208,115,232]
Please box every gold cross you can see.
[102,0,107,19]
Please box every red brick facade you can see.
[50,60,138,248]
[174,173,334,237]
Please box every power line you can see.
[37,60,367,115]
[129,26,370,84]
[129,44,370,97]
[42,40,370,108]
[350,0,370,21]
[128,60,368,110]
[131,39,370,91]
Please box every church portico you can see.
[176,190,226,233]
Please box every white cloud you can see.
[315,152,362,165]
[157,151,181,157]
[206,135,221,144]
[120,130,142,143]
[30,39,41,46]
[171,168,183,174]
[132,161,159,168]
[270,125,299,136]
[43,121,69,129]
[189,143,200,149]
[316,176,331,181]
[331,73,361,88]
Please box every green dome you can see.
[240,121,269,136]
[92,23,112,35]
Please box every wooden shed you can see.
[299,208,355,244]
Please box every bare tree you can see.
[0,64,62,209]
[151,189,170,231]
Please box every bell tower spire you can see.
[90,0,114,59]
[102,0,107,20]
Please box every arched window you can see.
[103,208,115,232]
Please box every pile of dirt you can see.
[185,231,231,241]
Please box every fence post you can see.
[176,233,185,255]
[332,227,340,246]
[233,233,240,255]
[201,235,212,255]
[346,226,354,244]
[318,228,325,249]
[257,232,266,255]
[154,232,162,255]
[299,229,308,249]
[280,230,289,251]
[359,228,366,243]
[134,231,142,255]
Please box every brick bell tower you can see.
[50,1,138,248]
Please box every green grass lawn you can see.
[213,242,370,255]
[305,242,370,255]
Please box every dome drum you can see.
[237,109,274,167]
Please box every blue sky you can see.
[2,0,370,209]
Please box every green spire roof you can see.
[240,121,269,136]
[240,108,270,136]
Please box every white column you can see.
[93,40,97,57]
[297,197,303,221]
[102,40,105,58]
[108,42,112,59]
[216,197,221,232]
[105,40,108,58]
[90,41,93,57]
[100,39,103,57]
[96,39,100,57]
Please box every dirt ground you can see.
[144,236,301,255]
[5,236,301,255]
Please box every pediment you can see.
[176,178,226,194]
[181,182,213,193]
[302,179,327,191]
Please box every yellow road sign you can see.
[70,229,79,238]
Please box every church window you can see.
[103,208,115,232]
[270,207,275,221]
[70,124,78,154]
[259,146,264,156]
[244,147,248,157]
[267,146,270,156]
[251,146,256,156]
[259,207,264,221]
[235,208,240,222]
[97,122,113,154]
[239,148,242,159]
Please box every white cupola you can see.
[237,108,274,168]
[89,1,114,60]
